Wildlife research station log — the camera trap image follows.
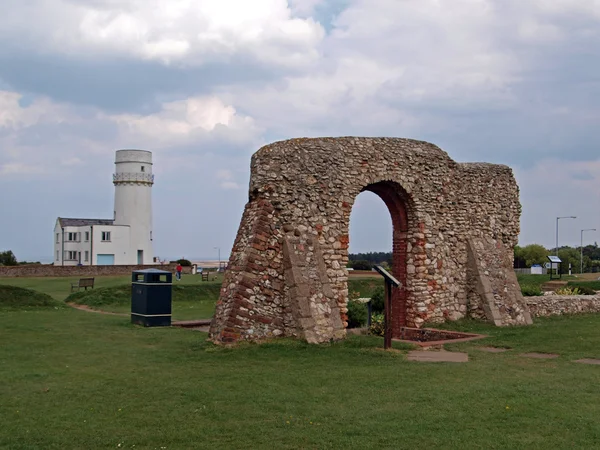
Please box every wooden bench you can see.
[71,277,95,292]
[201,272,216,282]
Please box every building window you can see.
[56,233,60,244]
[84,251,89,262]
[65,251,78,261]
[85,231,90,241]
[66,232,79,242]
[56,250,59,261]
[141,166,145,172]
[101,231,111,242]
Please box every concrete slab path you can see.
[407,350,468,363]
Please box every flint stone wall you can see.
[209,137,531,344]
[526,295,600,317]
[0,263,187,278]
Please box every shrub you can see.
[556,286,581,296]
[370,286,385,314]
[176,258,192,267]
[369,314,385,336]
[347,300,368,328]
[575,286,597,295]
[568,281,600,291]
[521,285,543,296]
[350,260,373,271]
[0,250,18,266]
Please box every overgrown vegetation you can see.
[0,285,63,310]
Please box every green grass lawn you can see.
[1,307,600,449]
[66,284,220,321]
[1,273,223,301]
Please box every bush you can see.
[568,281,600,291]
[369,314,385,336]
[521,285,543,296]
[370,286,385,314]
[0,250,18,266]
[350,260,373,271]
[176,258,192,267]
[556,286,581,296]
[346,300,368,328]
[575,286,597,295]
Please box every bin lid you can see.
[132,268,172,274]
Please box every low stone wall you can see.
[526,295,600,317]
[0,264,194,278]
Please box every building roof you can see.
[57,218,114,227]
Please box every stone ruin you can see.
[209,137,532,344]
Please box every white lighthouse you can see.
[53,149,155,266]
[113,149,154,265]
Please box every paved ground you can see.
[521,352,560,359]
[574,359,600,365]
[478,347,510,353]
[407,350,468,363]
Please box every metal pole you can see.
[556,217,559,257]
[214,247,220,271]
[556,216,577,273]
[581,230,584,274]
[384,280,392,350]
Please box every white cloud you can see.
[0,162,45,175]
[0,91,73,130]
[106,95,259,148]
[215,168,242,190]
[0,0,325,67]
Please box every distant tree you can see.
[0,250,18,266]
[176,258,192,267]
[348,252,392,265]
[558,247,583,273]
[350,260,373,271]
[513,245,526,268]
[519,244,549,267]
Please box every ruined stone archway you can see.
[209,137,532,344]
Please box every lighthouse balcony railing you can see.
[113,173,154,183]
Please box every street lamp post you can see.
[580,229,596,274]
[555,216,576,276]
[214,247,220,271]
[555,216,577,256]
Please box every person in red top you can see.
[176,263,183,281]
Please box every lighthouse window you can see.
[101,231,111,242]
[141,166,145,172]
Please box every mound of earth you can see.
[66,284,221,307]
[0,285,63,310]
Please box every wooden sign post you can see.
[374,265,401,350]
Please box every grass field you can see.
[66,284,220,321]
[1,306,600,449]
[2,274,600,448]
[1,273,224,301]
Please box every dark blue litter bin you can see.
[131,269,172,327]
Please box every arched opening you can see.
[349,181,410,334]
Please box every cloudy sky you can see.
[1,0,599,262]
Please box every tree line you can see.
[349,243,600,273]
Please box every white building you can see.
[54,150,155,266]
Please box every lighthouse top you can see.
[115,149,152,164]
